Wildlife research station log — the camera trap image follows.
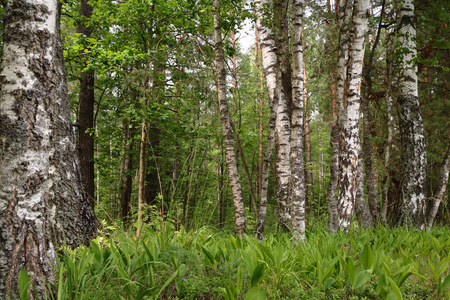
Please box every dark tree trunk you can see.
[144,126,161,207]
[0,2,99,298]
[119,120,134,225]
[77,0,95,205]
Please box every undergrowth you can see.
[19,224,450,299]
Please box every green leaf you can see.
[251,263,266,287]
[245,286,266,300]
[362,244,375,270]
[388,276,403,300]
[354,271,372,289]
[178,263,188,278]
[18,268,31,300]
[439,273,450,295]
[323,277,336,290]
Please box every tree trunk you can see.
[327,0,353,233]
[290,0,306,244]
[381,25,394,226]
[77,0,95,206]
[337,0,369,231]
[361,0,385,223]
[397,0,427,228]
[426,147,450,228]
[303,61,313,206]
[0,1,99,298]
[213,0,246,237]
[274,0,292,232]
[119,120,134,226]
[355,150,373,227]
[136,121,147,237]
[327,124,340,232]
[255,0,279,239]
[144,126,160,207]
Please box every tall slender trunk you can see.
[290,0,306,243]
[337,0,369,231]
[381,26,394,225]
[0,2,99,297]
[255,0,279,238]
[426,147,450,228]
[397,0,427,228]
[361,0,386,223]
[213,0,246,237]
[274,0,292,231]
[77,0,95,205]
[328,0,353,233]
[303,61,313,206]
[136,121,147,237]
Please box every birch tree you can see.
[273,0,292,231]
[290,0,306,243]
[396,0,427,228]
[255,0,279,238]
[327,0,353,233]
[337,0,370,231]
[0,1,99,298]
[213,0,246,237]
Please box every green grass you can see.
[20,224,450,299]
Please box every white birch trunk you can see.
[273,0,292,231]
[255,0,279,238]
[213,0,246,237]
[0,1,99,298]
[328,0,353,233]
[397,0,427,228]
[290,0,306,244]
[337,0,369,231]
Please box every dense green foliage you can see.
[19,224,449,299]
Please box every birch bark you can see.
[0,1,99,298]
[290,0,306,243]
[397,0,427,228]
[327,0,353,233]
[337,0,369,231]
[213,0,246,237]
[274,0,292,231]
[255,0,279,238]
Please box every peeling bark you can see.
[213,0,246,237]
[0,1,99,298]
